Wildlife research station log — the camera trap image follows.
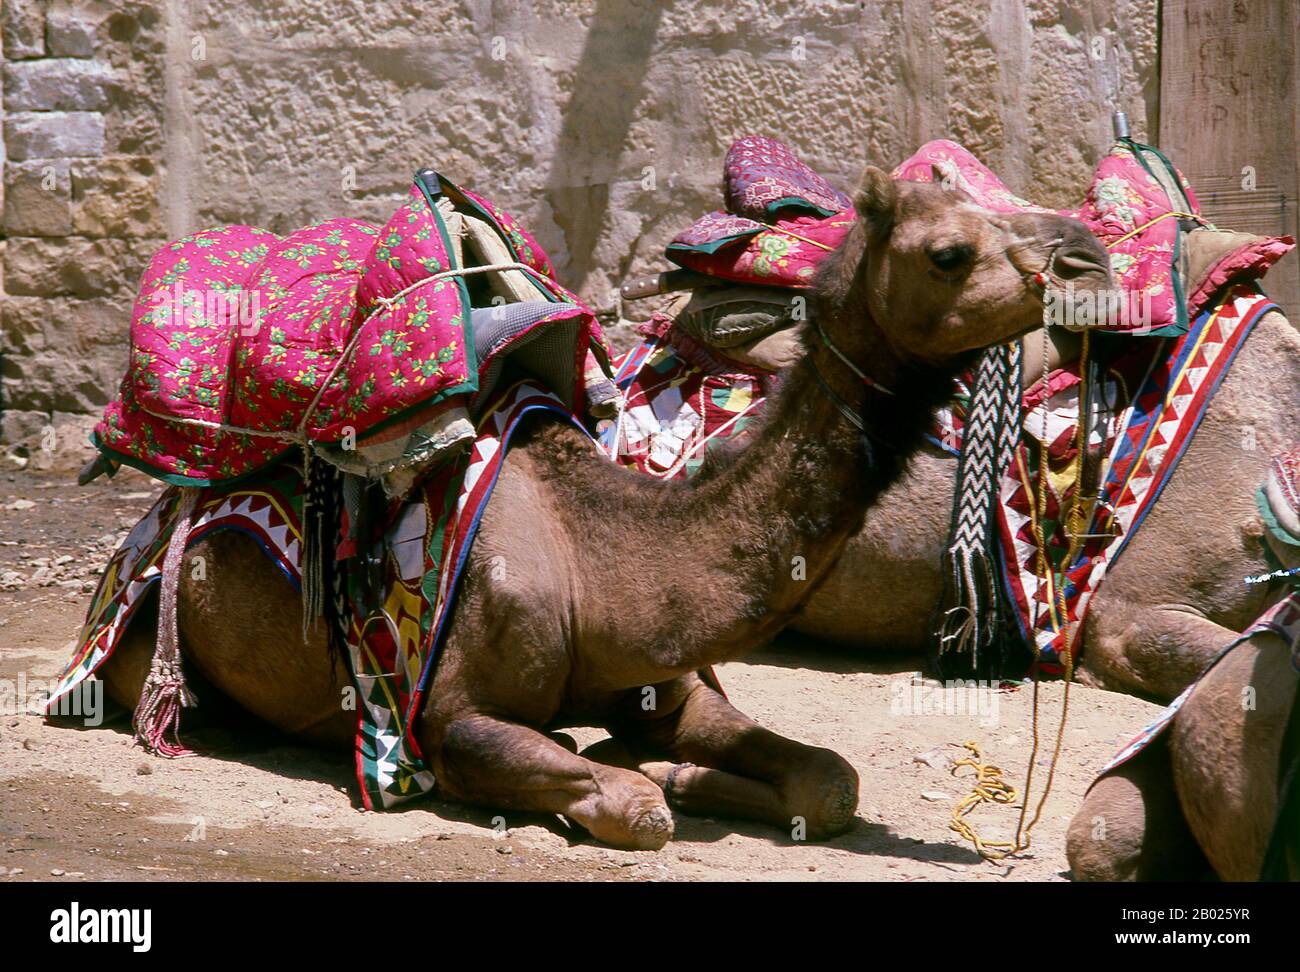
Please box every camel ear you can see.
[855,166,897,236]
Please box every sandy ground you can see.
[0,467,1165,882]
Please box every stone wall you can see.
[0,0,1160,445]
[2,0,167,447]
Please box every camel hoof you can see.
[628,803,674,850]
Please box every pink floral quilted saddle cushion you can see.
[666,136,855,289]
[95,170,613,486]
[667,136,1294,335]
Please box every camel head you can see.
[818,166,1113,366]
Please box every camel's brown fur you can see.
[1068,631,1297,881]
[1068,531,1300,881]
[97,171,1112,849]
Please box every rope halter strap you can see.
[812,318,895,397]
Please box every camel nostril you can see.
[1054,247,1110,279]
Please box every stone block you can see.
[5,111,107,159]
[1,346,122,412]
[4,237,155,298]
[47,9,100,57]
[4,161,75,236]
[2,294,132,356]
[0,409,52,445]
[72,156,162,237]
[2,0,45,59]
[5,58,112,111]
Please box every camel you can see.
[789,265,1300,703]
[1066,529,1300,881]
[637,191,1300,874]
[92,167,1114,849]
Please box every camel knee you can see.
[1067,788,1141,881]
[432,715,507,800]
[1068,742,1205,881]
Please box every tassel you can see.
[937,547,998,667]
[133,486,201,757]
[300,446,326,641]
[300,448,349,668]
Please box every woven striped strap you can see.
[935,342,1023,668]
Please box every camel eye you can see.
[929,244,973,274]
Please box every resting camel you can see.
[1066,527,1300,881]
[93,168,1113,849]
[791,245,1300,702]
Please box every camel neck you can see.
[674,330,959,655]
[533,316,968,684]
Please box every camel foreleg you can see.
[603,674,860,840]
[1080,604,1247,701]
[431,713,674,850]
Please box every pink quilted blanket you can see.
[95,170,611,485]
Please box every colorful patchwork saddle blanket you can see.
[942,283,1277,672]
[48,381,583,810]
[599,315,772,477]
[92,169,616,489]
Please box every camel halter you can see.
[803,236,1070,481]
[801,320,897,469]
[812,318,896,397]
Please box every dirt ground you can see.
[0,466,1165,882]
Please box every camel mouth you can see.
[1053,245,1112,279]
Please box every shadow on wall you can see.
[543,0,669,291]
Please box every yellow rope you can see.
[948,741,1019,858]
[1104,210,1204,249]
[1003,325,1078,858]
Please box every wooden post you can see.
[1159,0,1300,321]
